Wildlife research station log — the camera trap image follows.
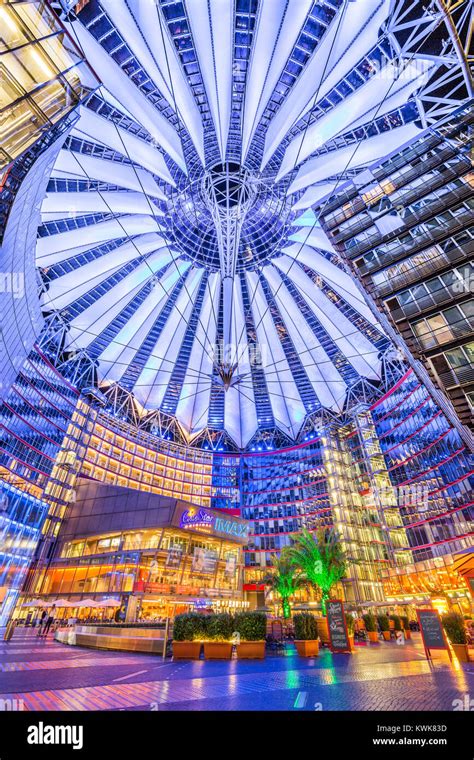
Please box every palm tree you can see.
[263,554,305,619]
[285,527,346,615]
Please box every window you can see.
[445,346,470,369]
[427,314,453,343]
[426,277,443,294]
[459,301,474,321]
[412,313,454,348]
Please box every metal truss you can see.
[388,0,473,125]
[37,313,97,389]
[33,0,473,454]
[201,163,258,385]
[85,348,407,455]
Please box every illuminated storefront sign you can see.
[177,505,249,542]
[214,516,248,540]
[193,599,250,610]
[180,508,214,533]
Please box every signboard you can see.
[417,609,451,660]
[173,503,249,543]
[327,599,351,653]
[180,508,214,534]
[143,582,169,595]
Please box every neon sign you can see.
[215,516,248,539]
[178,507,249,541]
[180,508,214,533]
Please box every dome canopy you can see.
[36,0,464,448]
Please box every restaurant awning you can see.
[452,548,474,580]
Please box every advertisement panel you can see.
[166,544,183,568]
[191,547,218,574]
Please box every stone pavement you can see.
[0,629,473,711]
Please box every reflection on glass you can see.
[0,1,93,168]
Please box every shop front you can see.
[381,554,473,617]
[20,484,249,624]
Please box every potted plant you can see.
[400,615,411,639]
[362,613,378,643]
[378,614,391,640]
[345,613,355,650]
[263,554,305,619]
[285,528,346,614]
[172,613,205,659]
[234,611,266,658]
[442,612,470,663]
[390,614,402,632]
[203,613,234,659]
[293,613,319,657]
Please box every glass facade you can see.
[0,0,93,168]
[0,481,49,624]
[0,349,94,621]
[320,103,474,430]
[26,479,247,620]
[81,414,214,507]
[1,349,472,615]
[370,370,473,563]
[0,2,472,623]
[36,525,243,617]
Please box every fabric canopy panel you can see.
[35,0,446,449]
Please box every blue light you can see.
[32,1,439,453]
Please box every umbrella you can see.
[97,599,121,608]
[21,599,43,608]
[50,599,73,608]
[76,599,99,608]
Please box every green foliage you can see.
[263,554,305,618]
[173,613,208,642]
[234,611,266,641]
[345,614,355,635]
[284,528,346,614]
[173,612,235,642]
[293,613,318,640]
[390,614,402,631]
[377,614,390,632]
[400,615,409,630]
[205,613,234,642]
[362,613,377,632]
[442,612,467,645]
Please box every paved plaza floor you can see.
[1,629,473,711]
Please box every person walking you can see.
[37,610,47,636]
[41,606,56,637]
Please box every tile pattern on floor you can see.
[0,630,472,711]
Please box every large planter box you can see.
[404,629,411,640]
[452,643,470,663]
[172,641,201,659]
[295,639,319,657]
[236,641,265,659]
[382,631,391,641]
[368,631,379,643]
[203,641,233,659]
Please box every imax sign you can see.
[178,506,248,543]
